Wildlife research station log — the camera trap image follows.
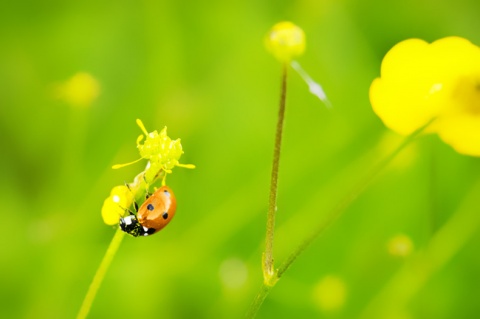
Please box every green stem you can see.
[428,141,438,236]
[245,284,273,319]
[360,174,480,318]
[264,63,288,283]
[248,118,435,318]
[76,228,125,319]
[277,118,434,277]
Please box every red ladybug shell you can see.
[137,186,177,233]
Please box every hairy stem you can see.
[248,118,435,318]
[264,64,288,283]
[245,284,273,319]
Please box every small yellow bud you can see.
[101,185,134,225]
[265,21,306,63]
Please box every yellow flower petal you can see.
[436,115,480,156]
[101,197,124,225]
[101,185,134,225]
[371,38,450,135]
[371,36,480,156]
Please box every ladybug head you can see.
[119,215,155,237]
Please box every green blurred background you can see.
[1,0,480,318]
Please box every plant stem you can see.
[76,228,125,319]
[245,284,273,319]
[277,118,434,277]
[264,63,288,284]
[248,118,435,318]
[360,174,480,319]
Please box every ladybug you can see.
[119,185,177,237]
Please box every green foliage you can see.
[1,1,480,318]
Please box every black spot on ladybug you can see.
[162,212,168,219]
[147,204,154,211]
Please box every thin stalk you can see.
[428,141,438,236]
[263,63,288,284]
[277,118,434,277]
[248,118,435,318]
[245,284,273,319]
[76,228,125,319]
[76,162,162,318]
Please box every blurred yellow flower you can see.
[387,234,414,258]
[57,72,100,107]
[265,21,305,63]
[312,275,347,312]
[101,185,134,225]
[370,37,480,156]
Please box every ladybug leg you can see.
[118,205,136,217]
[122,203,136,216]
[124,183,139,213]
[145,189,152,199]
[142,174,153,199]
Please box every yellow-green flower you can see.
[113,119,195,184]
[136,122,184,171]
[370,37,480,156]
[265,21,305,63]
